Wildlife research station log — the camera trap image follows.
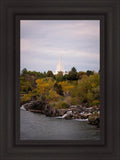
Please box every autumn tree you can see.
[54,83,63,95]
[35,78,60,102]
[71,73,100,106]
[58,81,74,95]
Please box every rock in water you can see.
[62,111,73,119]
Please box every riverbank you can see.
[21,101,100,127]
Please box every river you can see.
[20,109,100,140]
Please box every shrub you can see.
[55,101,69,109]
[92,100,100,106]
[61,102,69,109]
[71,97,79,105]
[21,94,32,104]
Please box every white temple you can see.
[54,55,65,75]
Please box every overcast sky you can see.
[20,20,100,73]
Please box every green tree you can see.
[67,71,78,80]
[57,71,64,76]
[55,74,64,82]
[86,70,94,76]
[21,68,27,76]
[46,70,54,78]
[77,71,86,79]
[67,67,78,80]
[71,67,77,73]
[63,74,69,80]
[43,72,47,77]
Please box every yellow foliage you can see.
[36,78,56,95]
[71,73,100,106]
[45,89,60,102]
[58,81,74,93]
[21,94,31,102]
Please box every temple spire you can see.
[54,54,65,75]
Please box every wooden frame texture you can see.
[0,0,120,160]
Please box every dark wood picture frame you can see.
[0,0,120,160]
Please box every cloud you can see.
[20,20,100,72]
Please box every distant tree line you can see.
[21,67,95,82]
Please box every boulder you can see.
[22,102,100,126]
[56,109,68,116]
[24,101,46,110]
[88,116,100,127]
[64,114,73,119]
[62,111,73,119]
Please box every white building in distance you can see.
[54,55,67,75]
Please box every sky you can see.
[20,20,100,73]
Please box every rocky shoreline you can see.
[21,101,100,127]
